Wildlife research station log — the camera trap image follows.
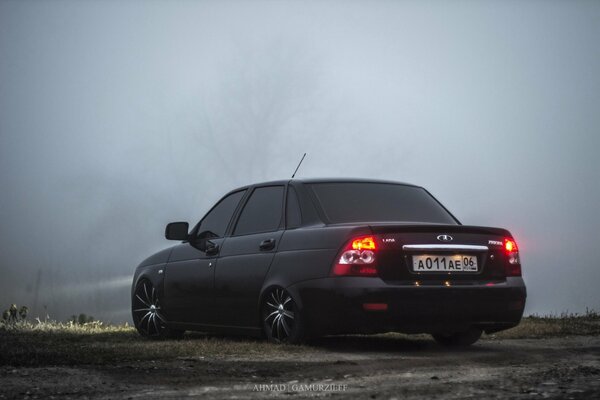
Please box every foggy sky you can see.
[1,0,599,322]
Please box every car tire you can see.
[261,287,306,344]
[432,328,482,347]
[132,280,184,340]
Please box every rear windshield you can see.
[309,182,457,224]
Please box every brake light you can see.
[505,239,517,253]
[504,237,521,276]
[332,235,378,277]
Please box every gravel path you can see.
[1,335,599,399]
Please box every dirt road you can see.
[1,335,599,399]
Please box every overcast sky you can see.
[1,0,599,322]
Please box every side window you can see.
[286,186,302,229]
[197,190,246,238]
[234,186,284,236]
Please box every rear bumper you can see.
[288,277,526,335]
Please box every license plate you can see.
[412,254,478,272]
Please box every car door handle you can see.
[259,238,276,251]
[205,243,219,256]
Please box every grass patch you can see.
[0,320,305,367]
[489,310,600,339]
[1,311,598,367]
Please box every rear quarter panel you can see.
[261,225,371,308]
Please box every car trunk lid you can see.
[369,224,511,284]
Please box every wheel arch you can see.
[131,264,166,308]
[257,280,305,329]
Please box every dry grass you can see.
[1,311,598,367]
[489,310,600,339]
[0,320,304,367]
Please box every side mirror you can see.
[165,222,189,241]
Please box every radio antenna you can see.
[291,153,307,179]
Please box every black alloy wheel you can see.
[261,287,305,344]
[132,280,183,340]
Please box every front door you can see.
[164,240,222,324]
[163,189,246,324]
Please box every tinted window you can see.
[310,183,457,224]
[234,186,284,235]
[197,190,246,238]
[286,186,302,229]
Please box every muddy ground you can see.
[1,335,599,399]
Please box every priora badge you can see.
[437,234,453,242]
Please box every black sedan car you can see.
[131,179,526,345]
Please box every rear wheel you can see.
[132,280,183,340]
[432,328,482,347]
[261,287,305,344]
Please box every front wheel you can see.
[132,280,183,340]
[261,287,306,344]
[432,328,482,347]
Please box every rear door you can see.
[214,185,285,327]
[164,189,246,324]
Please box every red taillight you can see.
[505,239,517,253]
[363,303,388,311]
[332,235,378,277]
[504,237,521,277]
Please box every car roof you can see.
[228,178,421,193]
[296,177,419,187]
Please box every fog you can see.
[1,1,599,323]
